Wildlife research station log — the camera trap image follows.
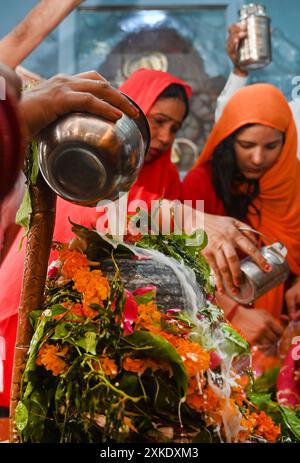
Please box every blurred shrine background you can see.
[0,0,299,174]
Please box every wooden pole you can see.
[9,174,56,442]
[0,0,83,69]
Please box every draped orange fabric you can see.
[188,83,300,319]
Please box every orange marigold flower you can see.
[53,302,85,321]
[239,410,256,441]
[70,302,85,317]
[99,356,119,378]
[187,376,207,395]
[36,343,69,376]
[135,301,162,331]
[81,305,99,319]
[73,268,110,309]
[230,374,249,406]
[123,356,173,377]
[135,320,210,378]
[186,385,224,415]
[251,411,281,442]
[123,416,138,433]
[60,248,89,279]
[171,338,210,377]
[123,357,145,374]
[72,302,99,320]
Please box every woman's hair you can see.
[157,83,190,119]
[211,124,260,221]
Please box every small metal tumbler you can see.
[225,231,290,305]
[238,3,272,71]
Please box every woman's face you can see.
[234,124,284,179]
[146,97,186,163]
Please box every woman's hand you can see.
[19,71,139,139]
[232,306,284,346]
[285,280,300,320]
[202,213,269,294]
[150,203,269,295]
[226,23,248,77]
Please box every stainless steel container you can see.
[238,3,272,70]
[38,99,150,207]
[225,241,290,305]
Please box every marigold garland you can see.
[17,232,292,444]
[36,343,69,376]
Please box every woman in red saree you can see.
[123,68,191,208]
[0,69,191,409]
[183,83,300,352]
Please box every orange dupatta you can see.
[194,83,300,319]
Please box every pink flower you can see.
[47,261,60,279]
[122,290,138,336]
[209,351,221,369]
[123,320,134,336]
[166,308,181,315]
[130,254,152,261]
[133,286,156,296]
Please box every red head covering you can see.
[120,68,192,207]
[119,68,192,115]
[185,83,300,319]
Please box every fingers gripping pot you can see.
[224,229,290,305]
[38,98,150,207]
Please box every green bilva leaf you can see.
[149,370,184,413]
[280,406,300,441]
[248,393,300,441]
[16,141,39,235]
[118,372,141,396]
[184,229,208,253]
[193,428,213,443]
[51,322,72,341]
[134,290,156,305]
[16,188,32,230]
[15,401,29,432]
[29,141,40,184]
[248,392,272,411]
[219,323,250,356]
[30,306,66,333]
[76,331,98,354]
[252,366,280,393]
[24,315,49,381]
[23,381,34,401]
[71,221,135,261]
[30,389,50,416]
[50,304,67,317]
[29,310,44,330]
[122,330,188,396]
